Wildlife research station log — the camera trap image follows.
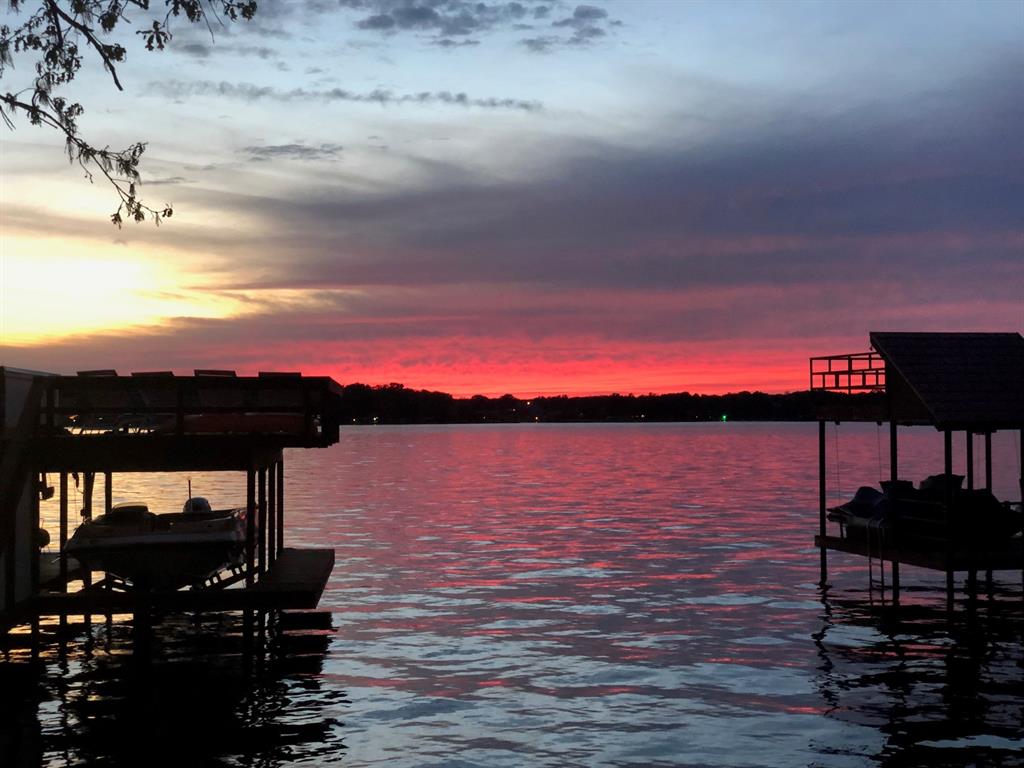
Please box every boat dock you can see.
[810,332,1024,608]
[1,368,344,649]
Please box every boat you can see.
[65,497,247,590]
[828,475,1022,548]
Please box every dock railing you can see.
[809,351,885,394]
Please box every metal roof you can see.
[870,331,1024,429]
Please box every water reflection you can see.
[9,424,1024,766]
[815,592,1024,768]
[1,614,345,767]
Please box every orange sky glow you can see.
[1,2,1021,397]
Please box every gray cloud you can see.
[148,79,542,111]
[143,176,190,185]
[520,35,557,53]
[175,42,279,59]
[434,38,481,48]
[241,143,344,161]
[6,52,1021,374]
[189,52,1024,301]
[343,0,529,36]
[337,0,616,49]
[177,42,213,58]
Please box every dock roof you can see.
[869,331,1024,430]
[24,371,345,471]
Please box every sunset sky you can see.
[1,0,1021,396]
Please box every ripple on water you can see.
[13,423,1024,767]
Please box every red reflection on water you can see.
[272,424,1024,707]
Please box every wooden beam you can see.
[37,435,287,473]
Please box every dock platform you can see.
[816,535,1024,573]
[30,548,335,617]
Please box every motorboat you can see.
[65,497,247,590]
[828,475,1022,548]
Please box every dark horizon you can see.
[333,381,880,424]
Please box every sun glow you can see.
[0,236,240,344]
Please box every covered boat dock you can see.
[811,332,1024,607]
[1,368,343,646]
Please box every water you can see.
[5,422,1024,767]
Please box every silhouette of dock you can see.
[810,332,1024,608]
[1,368,343,649]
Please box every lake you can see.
[5,422,1024,766]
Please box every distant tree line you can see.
[334,383,883,424]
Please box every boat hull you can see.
[66,508,246,591]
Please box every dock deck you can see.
[816,535,1024,573]
[30,548,335,617]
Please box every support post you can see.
[245,469,256,588]
[267,461,277,565]
[945,429,954,610]
[258,468,267,576]
[58,471,69,636]
[889,419,900,604]
[966,432,974,491]
[276,459,285,556]
[244,467,256,654]
[82,471,93,626]
[965,432,976,589]
[104,471,112,513]
[59,472,68,591]
[30,479,40,657]
[984,432,992,492]
[818,420,827,586]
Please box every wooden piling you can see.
[818,420,827,586]
[267,460,277,565]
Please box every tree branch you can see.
[48,2,125,90]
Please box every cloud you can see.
[520,35,557,53]
[143,175,190,185]
[174,42,279,59]
[343,0,527,37]
[434,38,480,48]
[148,80,543,111]
[168,51,1024,305]
[8,49,1021,395]
[177,42,213,58]
[337,0,617,49]
[241,143,344,161]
